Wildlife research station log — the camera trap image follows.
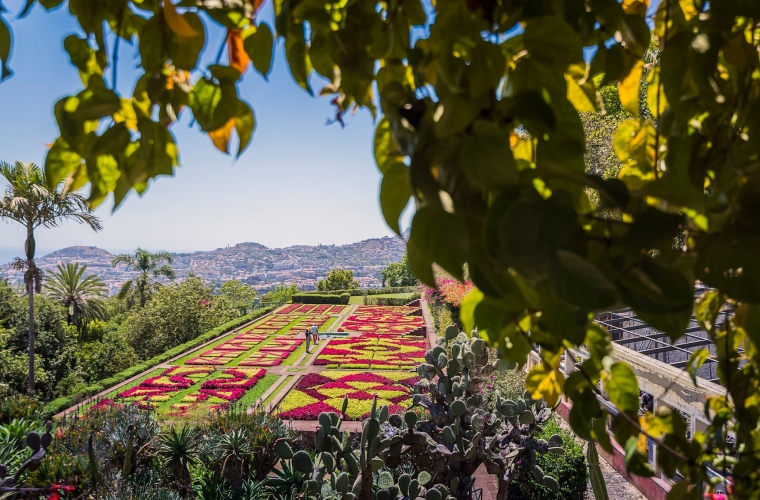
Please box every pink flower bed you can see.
[296,304,316,313]
[327,305,345,314]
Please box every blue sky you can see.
[0,0,408,256]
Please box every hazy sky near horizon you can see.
[0,1,412,254]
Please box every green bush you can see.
[301,286,418,296]
[507,419,588,500]
[364,293,421,306]
[43,306,274,417]
[290,293,350,304]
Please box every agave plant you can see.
[207,428,254,488]
[159,426,200,495]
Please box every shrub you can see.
[507,418,588,500]
[43,307,274,417]
[363,293,421,306]
[301,286,418,296]
[290,293,350,304]
[0,390,44,425]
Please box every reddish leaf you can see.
[227,29,250,74]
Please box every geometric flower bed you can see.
[315,335,425,370]
[116,366,215,404]
[173,367,267,412]
[276,371,419,420]
[328,305,346,314]
[338,311,424,335]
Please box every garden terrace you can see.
[63,301,428,423]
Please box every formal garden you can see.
[0,296,589,500]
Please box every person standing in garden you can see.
[311,323,320,343]
[304,327,311,353]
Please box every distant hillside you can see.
[1,235,407,293]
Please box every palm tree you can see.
[0,161,102,396]
[111,248,176,308]
[43,262,107,342]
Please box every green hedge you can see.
[364,293,421,306]
[303,286,418,296]
[44,306,274,417]
[291,293,350,304]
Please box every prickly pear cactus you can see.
[388,325,564,499]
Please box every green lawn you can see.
[348,293,415,304]
[261,375,291,410]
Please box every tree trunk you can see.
[27,265,35,397]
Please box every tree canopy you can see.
[317,269,359,291]
[381,255,417,287]
[2,0,760,495]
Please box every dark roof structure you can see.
[596,287,732,385]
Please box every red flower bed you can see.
[278,304,301,314]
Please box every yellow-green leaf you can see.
[646,66,667,118]
[618,60,643,116]
[525,363,565,407]
[605,362,639,414]
[460,287,484,334]
[613,119,638,161]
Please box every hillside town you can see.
[0,235,406,295]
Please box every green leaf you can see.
[285,24,312,95]
[87,154,120,207]
[696,232,760,303]
[374,118,404,174]
[523,16,583,67]
[234,100,255,158]
[549,250,618,310]
[405,0,426,25]
[0,14,10,80]
[380,162,411,234]
[138,16,165,73]
[623,207,684,250]
[460,287,484,334]
[45,137,83,188]
[409,207,469,281]
[686,348,710,386]
[458,120,518,189]
[93,123,130,157]
[585,324,612,370]
[243,22,274,78]
[406,238,435,287]
[167,11,205,71]
[64,34,103,86]
[605,362,639,415]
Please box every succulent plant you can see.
[0,421,57,496]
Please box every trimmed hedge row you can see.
[304,286,418,296]
[44,306,275,417]
[364,293,421,306]
[291,293,350,304]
